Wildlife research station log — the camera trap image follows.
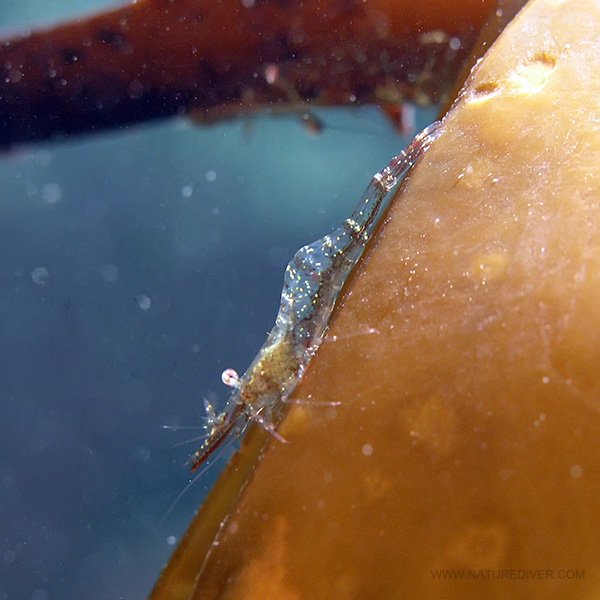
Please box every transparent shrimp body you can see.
[190,121,443,471]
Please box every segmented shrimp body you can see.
[190,329,299,470]
[191,121,443,471]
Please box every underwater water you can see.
[0,1,437,598]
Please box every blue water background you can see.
[0,2,437,598]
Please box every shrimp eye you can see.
[221,368,240,389]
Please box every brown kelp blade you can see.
[0,0,502,149]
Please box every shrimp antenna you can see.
[158,429,241,530]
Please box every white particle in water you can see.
[362,443,374,457]
[264,64,278,84]
[449,37,462,51]
[570,464,583,478]
[100,264,119,282]
[138,295,152,310]
[166,535,177,546]
[181,185,193,198]
[205,170,217,182]
[8,68,22,83]
[207,229,222,244]
[134,446,150,462]
[42,182,62,204]
[325,406,338,420]
[31,266,49,286]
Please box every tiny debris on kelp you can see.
[190,121,443,471]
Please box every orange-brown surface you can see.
[152,0,600,597]
[0,0,496,147]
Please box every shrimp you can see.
[190,120,443,471]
